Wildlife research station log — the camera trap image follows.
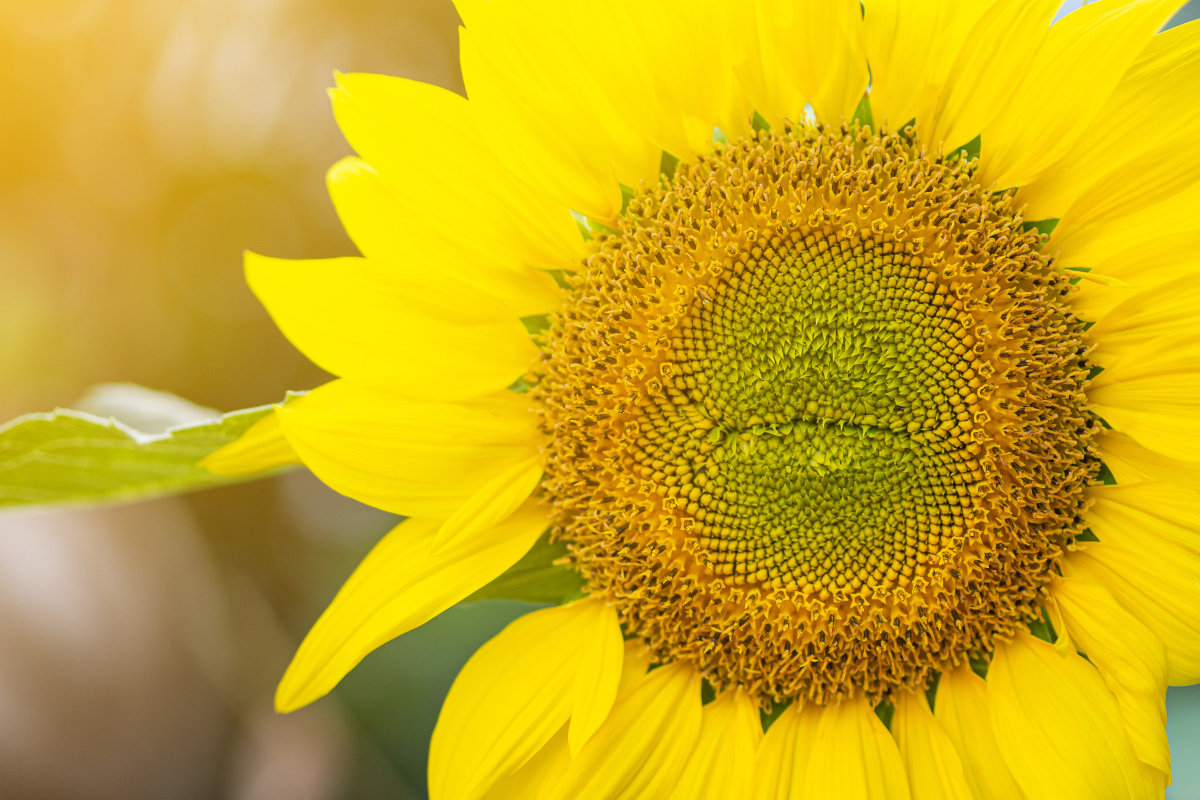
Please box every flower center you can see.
[535,123,1098,705]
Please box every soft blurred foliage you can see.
[0,1,526,798]
[1,1,1199,798]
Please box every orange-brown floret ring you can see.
[534,122,1099,706]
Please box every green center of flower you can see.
[653,232,980,591]
[536,122,1099,705]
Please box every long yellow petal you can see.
[1046,129,1200,246]
[1086,481,1200,555]
[752,701,821,800]
[1098,430,1200,490]
[428,599,619,800]
[891,687,973,800]
[923,0,1061,155]
[730,0,808,131]
[1050,577,1170,777]
[1022,18,1200,220]
[771,0,870,126]
[275,501,550,713]
[1086,273,1200,358]
[574,0,750,158]
[201,409,300,476]
[479,725,571,800]
[1052,177,1200,272]
[933,663,1025,800]
[979,0,1182,189]
[455,1,660,221]
[329,72,580,272]
[540,661,703,800]
[325,158,563,316]
[1064,544,1200,686]
[277,380,539,519]
[863,0,989,132]
[245,253,539,401]
[669,688,762,800]
[1089,373,1200,463]
[987,631,1164,800]
[801,695,911,800]
[569,602,625,757]
[434,455,545,553]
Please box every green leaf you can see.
[463,533,584,604]
[0,397,292,509]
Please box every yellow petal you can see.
[730,0,808,131]
[801,695,911,800]
[987,631,1165,800]
[923,0,1061,155]
[752,701,822,800]
[480,725,571,800]
[979,0,1182,189]
[428,599,619,800]
[1098,430,1200,490]
[1086,481,1200,555]
[569,602,625,757]
[933,663,1026,800]
[670,688,763,800]
[245,253,539,401]
[891,687,973,800]
[618,638,656,697]
[325,157,563,316]
[1052,177,1200,272]
[1089,373,1200,463]
[541,661,703,800]
[1036,129,1200,248]
[477,640,654,800]
[276,501,550,713]
[576,0,749,158]
[455,1,660,221]
[435,455,544,554]
[1022,18,1200,220]
[771,0,870,126]
[1050,576,1170,777]
[200,408,300,476]
[1086,273,1200,358]
[863,0,990,132]
[329,72,580,272]
[1065,543,1200,685]
[277,380,539,518]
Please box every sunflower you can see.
[204,0,1200,796]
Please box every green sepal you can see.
[659,150,680,181]
[1021,218,1059,239]
[712,127,729,146]
[462,532,584,604]
[1028,607,1058,644]
[873,697,895,729]
[0,401,294,509]
[946,134,981,163]
[521,314,551,336]
[751,110,772,133]
[620,183,636,214]
[852,95,874,131]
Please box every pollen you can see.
[533,122,1099,705]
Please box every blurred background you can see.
[0,0,1196,797]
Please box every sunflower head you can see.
[202,1,1200,796]
[536,120,1099,705]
